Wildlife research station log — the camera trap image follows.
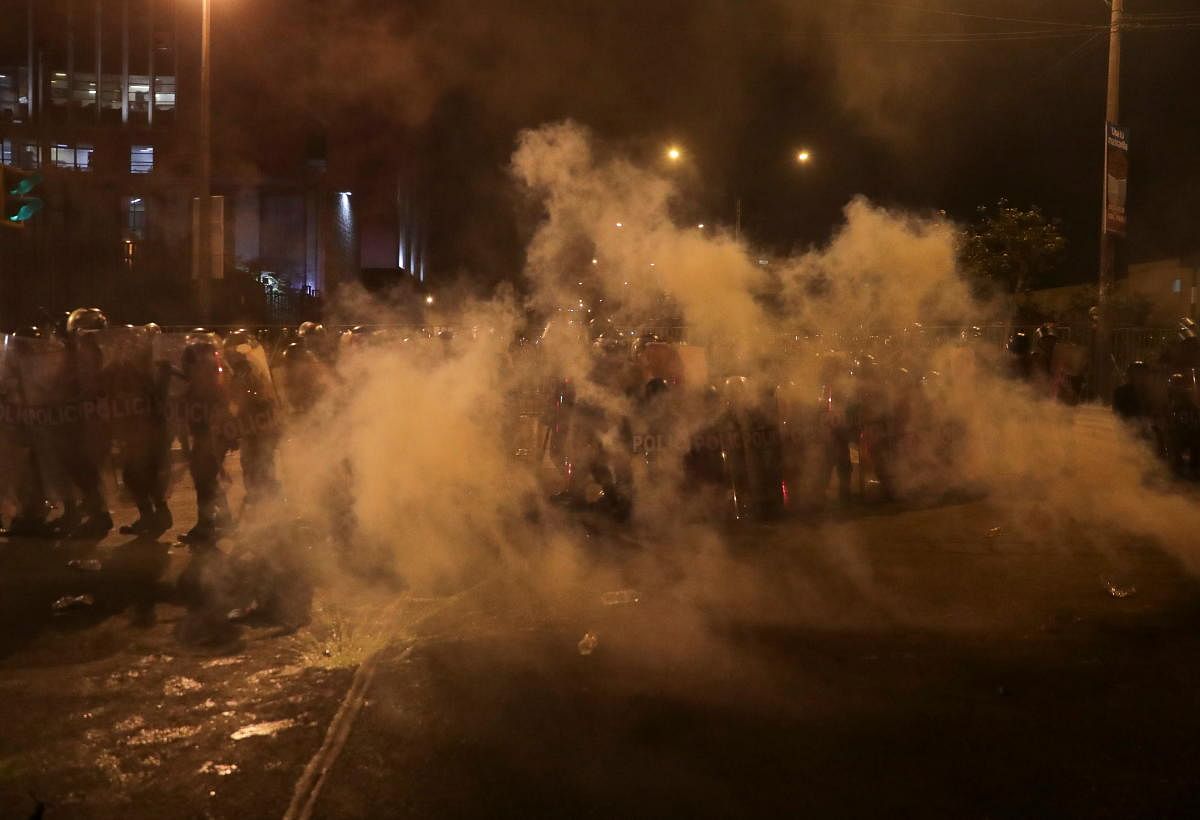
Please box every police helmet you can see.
[66,307,109,335]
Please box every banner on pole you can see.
[1104,122,1128,236]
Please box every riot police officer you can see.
[60,308,114,538]
[179,331,234,544]
[222,329,281,508]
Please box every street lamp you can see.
[796,149,812,164]
[665,145,682,163]
[196,0,213,321]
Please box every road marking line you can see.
[282,643,411,820]
[282,577,498,819]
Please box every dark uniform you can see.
[222,330,281,508]
[180,332,234,544]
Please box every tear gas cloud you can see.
[242,121,1200,646]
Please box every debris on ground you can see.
[127,725,202,746]
[226,602,260,622]
[198,761,239,776]
[51,594,95,613]
[578,632,599,656]
[600,589,640,606]
[163,676,203,697]
[231,718,297,740]
[1106,581,1137,599]
[202,656,245,668]
[115,715,146,733]
[67,559,103,571]
[985,527,1002,538]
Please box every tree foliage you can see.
[959,199,1066,296]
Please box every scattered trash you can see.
[163,676,203,697]
[231,718,297,741]
[202,656,244,669]
[600,589,640,606]
[127,725,202,746]
[116,715,146,733]
[67,559,102,572]
[226,601,260,622]
[577,632,599,656]
[136,654,174,667]
[198,761,238,776]
[51,594,94,613]
[985,527,1002,538]
[1106,581,1137,599]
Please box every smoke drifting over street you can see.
[226,122,1200,641]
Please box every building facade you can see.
[0,0,429,328]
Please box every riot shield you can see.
[94,325,153,374]
[153,332,191,401]
[93,326,156,438]
[152,332,194,458]
[0,334,25,510]
[226,335,280,409]
[222,334,281,446]
[11,335,74,507]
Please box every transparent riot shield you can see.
[92,326,156,437]
[12,335,74,508]
[227,336,280,409]
[0,334,25,511]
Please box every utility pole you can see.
[196,0,213,322]
[1095,0,1123,400]
[734,197,742,243]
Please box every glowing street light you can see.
[796,149,812,164]
[666,145,682,162]
[425,295,434,305]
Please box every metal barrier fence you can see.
[1111,327,1174,374]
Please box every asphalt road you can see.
[4,418,1200,818]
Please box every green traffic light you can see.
[8,172,43,197]
[10,198,43,222]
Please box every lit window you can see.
[126,197,147,240]
[50,144,72,167]
[130,145,154,174]
[127,75,150,114]
[51,143,93,171]
[153,76,176,110]
[0,138,11,165]
[1173,278,1183,294]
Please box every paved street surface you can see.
[4,415,1200,818]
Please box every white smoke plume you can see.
[232,121,1200,651]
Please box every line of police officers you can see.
[1114,317,1200,476]
[0,309,328,544]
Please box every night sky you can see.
[214,0,1200,289]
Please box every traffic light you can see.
[1,166,44,228]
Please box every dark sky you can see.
[215,0,1200,288]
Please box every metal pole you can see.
[95,0,102,124]
[734,197,742,243]
[197,0,212,322]
[1095,0,1123,400]
[27,0,34,122]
